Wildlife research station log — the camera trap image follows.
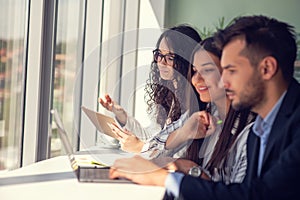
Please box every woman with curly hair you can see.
[99,25,204,152]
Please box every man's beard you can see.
[232,73,265,111]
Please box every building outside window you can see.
[50,0,86,157]
[0,0,29,170]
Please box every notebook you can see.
[51,109,131,183]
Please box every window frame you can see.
[22,0,166,166]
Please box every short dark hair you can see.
[214,15,297,82]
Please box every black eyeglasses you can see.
[153,49,176,66]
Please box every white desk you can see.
[0,153,165,200]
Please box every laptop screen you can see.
[51,109,132,183]
[51,109,75,156]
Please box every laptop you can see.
[51,109,131,183]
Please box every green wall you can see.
[164,0,300,82]
[165,0,300,34]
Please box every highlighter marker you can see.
[217,119,223,125]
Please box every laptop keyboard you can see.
[78,167,110,181]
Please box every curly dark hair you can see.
[144,25,202,128]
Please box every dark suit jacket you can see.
[176,79,300,200]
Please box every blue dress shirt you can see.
[252,91,286,176]
[165,91,287,198]
[165,172,184,198]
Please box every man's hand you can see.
[165,158,211,180]
[109,155,169,186]
[166,158,198,174]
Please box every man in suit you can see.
[109,15,300,200]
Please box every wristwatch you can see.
[188,166,202,177]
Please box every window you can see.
[50,0,86,157]
[0,0,166,169]
[51,0,165,154]
[0,0,29,170]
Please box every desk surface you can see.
[0,152,165,200]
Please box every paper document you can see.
[89,152,134,166]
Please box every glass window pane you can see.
[0,0,29,170]
[51,0,85,157]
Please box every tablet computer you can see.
[81,106,118,139]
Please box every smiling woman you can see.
[192,49,223,103]
[185,37,256,183]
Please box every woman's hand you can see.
[109,123,144,153]
[184,111,217,140]
[109,155,169,186]
[98,94,127,124]
[198,111,218,138]
[166,111,217,149]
